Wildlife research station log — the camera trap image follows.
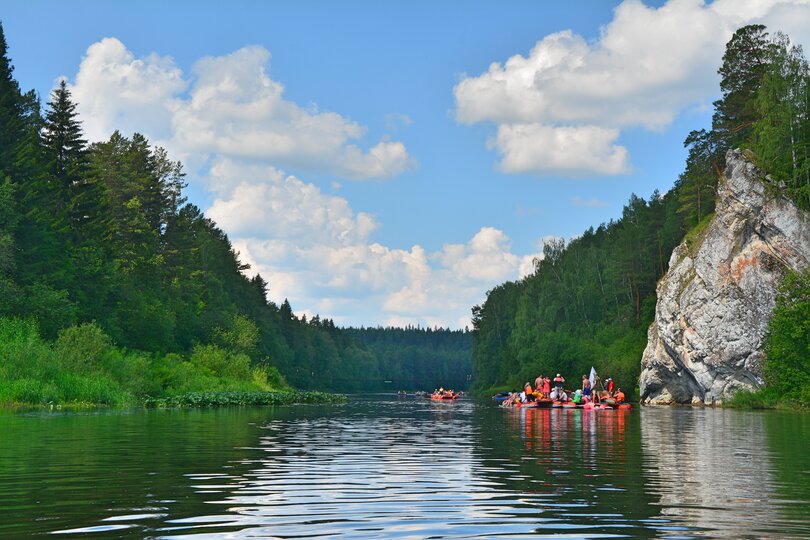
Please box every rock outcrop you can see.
[639,149,810,405]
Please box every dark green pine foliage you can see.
[0,22,27,182]
[41,80,88,228]
[713,24,771,151]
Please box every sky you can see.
[3,0,810,329]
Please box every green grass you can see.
[0,317,342,408]
[724,388,809,410]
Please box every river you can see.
[1,396,808,538]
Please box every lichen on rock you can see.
[639,149,810,405]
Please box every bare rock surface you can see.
[639,149,810,405]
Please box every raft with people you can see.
[498,369,631,410]
[431,388,459,400]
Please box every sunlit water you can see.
[1,396,809,538]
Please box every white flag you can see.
[589,367,597,388]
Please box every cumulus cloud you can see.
[70,39,414,180]
[207,160,540,327]
[454,0,810,177]
[71,38,185,143]
[490,123,629,176]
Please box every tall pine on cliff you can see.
[471,24,810,395]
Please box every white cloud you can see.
[454,0,810,177]
[70,39,414,180]
[70,38,185,143]
[207,160,540,327]
[490,123,629,176]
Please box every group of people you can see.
[501,372,626,406]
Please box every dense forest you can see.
[344,326,472,390]
[471,25,810,400]
[0,23,470,405]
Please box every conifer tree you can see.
[713,24,771,151]
[41,79,88,227]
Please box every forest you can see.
[0,23,470,405]
[471,25,810,403]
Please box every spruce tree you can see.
[0,22,25,181]
[42,80,88,223]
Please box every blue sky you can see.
[3,1,809,328]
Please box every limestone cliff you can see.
[639,149,810,405]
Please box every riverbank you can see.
[0,318,346,409]
[723,389,809,411]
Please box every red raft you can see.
[431,392,458,400]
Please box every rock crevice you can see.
[639,149,810,405]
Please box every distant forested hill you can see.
[343,327,472,391]
[471,25,810,396]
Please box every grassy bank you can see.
[0,318,342,408]
[724,389,809,411]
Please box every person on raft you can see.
[521,382,536,402]
[606,377,615,396]
[553,374,565,390]
[542,376,551,397]
[582,375,592,398]
[534,374,544,392]
[615,388,625,403]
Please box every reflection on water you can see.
[639,407,805,538]
[0,398,808,538]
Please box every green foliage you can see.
[55,322,112,374]
[750,32,810,211]
[142,390,345,408]
[0,316,297,406]
[763,269,810,407]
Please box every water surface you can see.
[1,397,808,538]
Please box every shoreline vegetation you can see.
[0,317,344,409]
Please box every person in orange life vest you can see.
[522,382,536,402]
[553,374,565,391]
[614,388,625,403]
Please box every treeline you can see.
[471,25,810,396]
[343,327,472,390]
[0,23,469,402]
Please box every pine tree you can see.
[41,80,88,228]
[0,22,26,181]
[713,24,771,151]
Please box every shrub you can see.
[55,323,113,374]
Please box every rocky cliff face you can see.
[639,149,810,405]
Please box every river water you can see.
[1,396,809,538]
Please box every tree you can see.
[713,24,771,151]
[41,80,88,221]
[751,32,810,210]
